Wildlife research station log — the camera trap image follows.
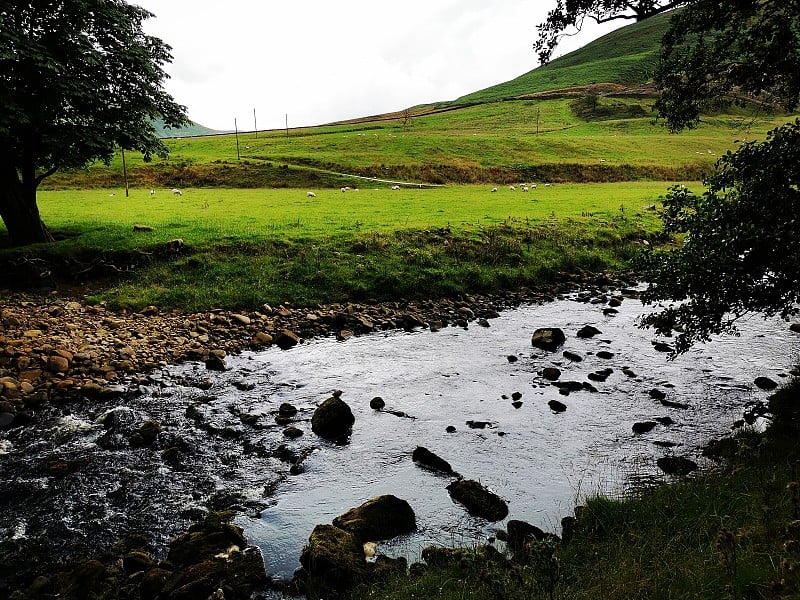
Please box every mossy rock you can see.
[333,495,417,540]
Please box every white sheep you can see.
[391,185,401,190]
[341,186,350,193]
[491,187,498,193]
[522,186,529,192]
[531,184,537,189]
[307,191,317,198]
[172,188,183,196]
[509,185,516,191]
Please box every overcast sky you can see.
[133,1,622,132]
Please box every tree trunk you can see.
[0,162,54,246]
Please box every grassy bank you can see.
[1,183,668,311]
[351,383,800,600]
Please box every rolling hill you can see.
[447,9,675,106]
[50,9,792,191]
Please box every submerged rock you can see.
[412,446,456,476]
[446,479,508,521]
[542,367,561,381]
[656,456,698,476]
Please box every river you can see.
[0,288,796,590]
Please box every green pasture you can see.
[6,182,673,311]
[36,182,670,246]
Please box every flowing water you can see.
[1,289,797,589]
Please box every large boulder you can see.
[298,524,406,598]
[531,328,566,351]
[311,396,355,440]
[333,495,417,541]
[446,479,508,521]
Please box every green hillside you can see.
[450,10,675,105]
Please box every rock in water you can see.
[542,367,561,381]
[311,396,355,440]
[576,325,602,338]
[754,376,778,390]
[299,524,368,593]
[446,479,508,521]
[531,328,566,351]
[548,399,567,413]
[412,446,455,475]
[656,456,698,476]
[333,495,417,540]
[632,421,657,434]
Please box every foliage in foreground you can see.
[353,381,800,600]
[639,120,800,353]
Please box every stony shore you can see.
[0,274,630,424]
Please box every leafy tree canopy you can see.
[534,0,685,64]
[0,0,187,245]
[654,0,800,131]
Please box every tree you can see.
[653,1,800,132]
[638,120,800,353]
[0,1,187,246]
[534,0,686,64]
[536,0,800,353]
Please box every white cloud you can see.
[134,1,622,131]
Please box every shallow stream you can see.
[1,289,796,589]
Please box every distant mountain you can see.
[152,118,220,138]
[446,9,676,106]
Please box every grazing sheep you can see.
[491,187,498,193]
[531,184,537,189]
[522,186,529,192]
[172,188,183,196]
[307,191,317,198]
[544,183,551,187]
[509,185,516,191]
[341,186,351,193]
[391,185,401,190]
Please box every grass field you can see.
[36,182,670,244]
[0,182,673,311]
